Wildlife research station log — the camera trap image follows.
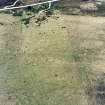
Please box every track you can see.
[0,0,59,11]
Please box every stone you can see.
[80,2,98,12]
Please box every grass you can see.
[0,12,105,105]
[0,13,84,105]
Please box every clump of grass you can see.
[21,18,30,25]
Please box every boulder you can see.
[80,2,98,12]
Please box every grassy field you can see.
[0,12,105,105]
